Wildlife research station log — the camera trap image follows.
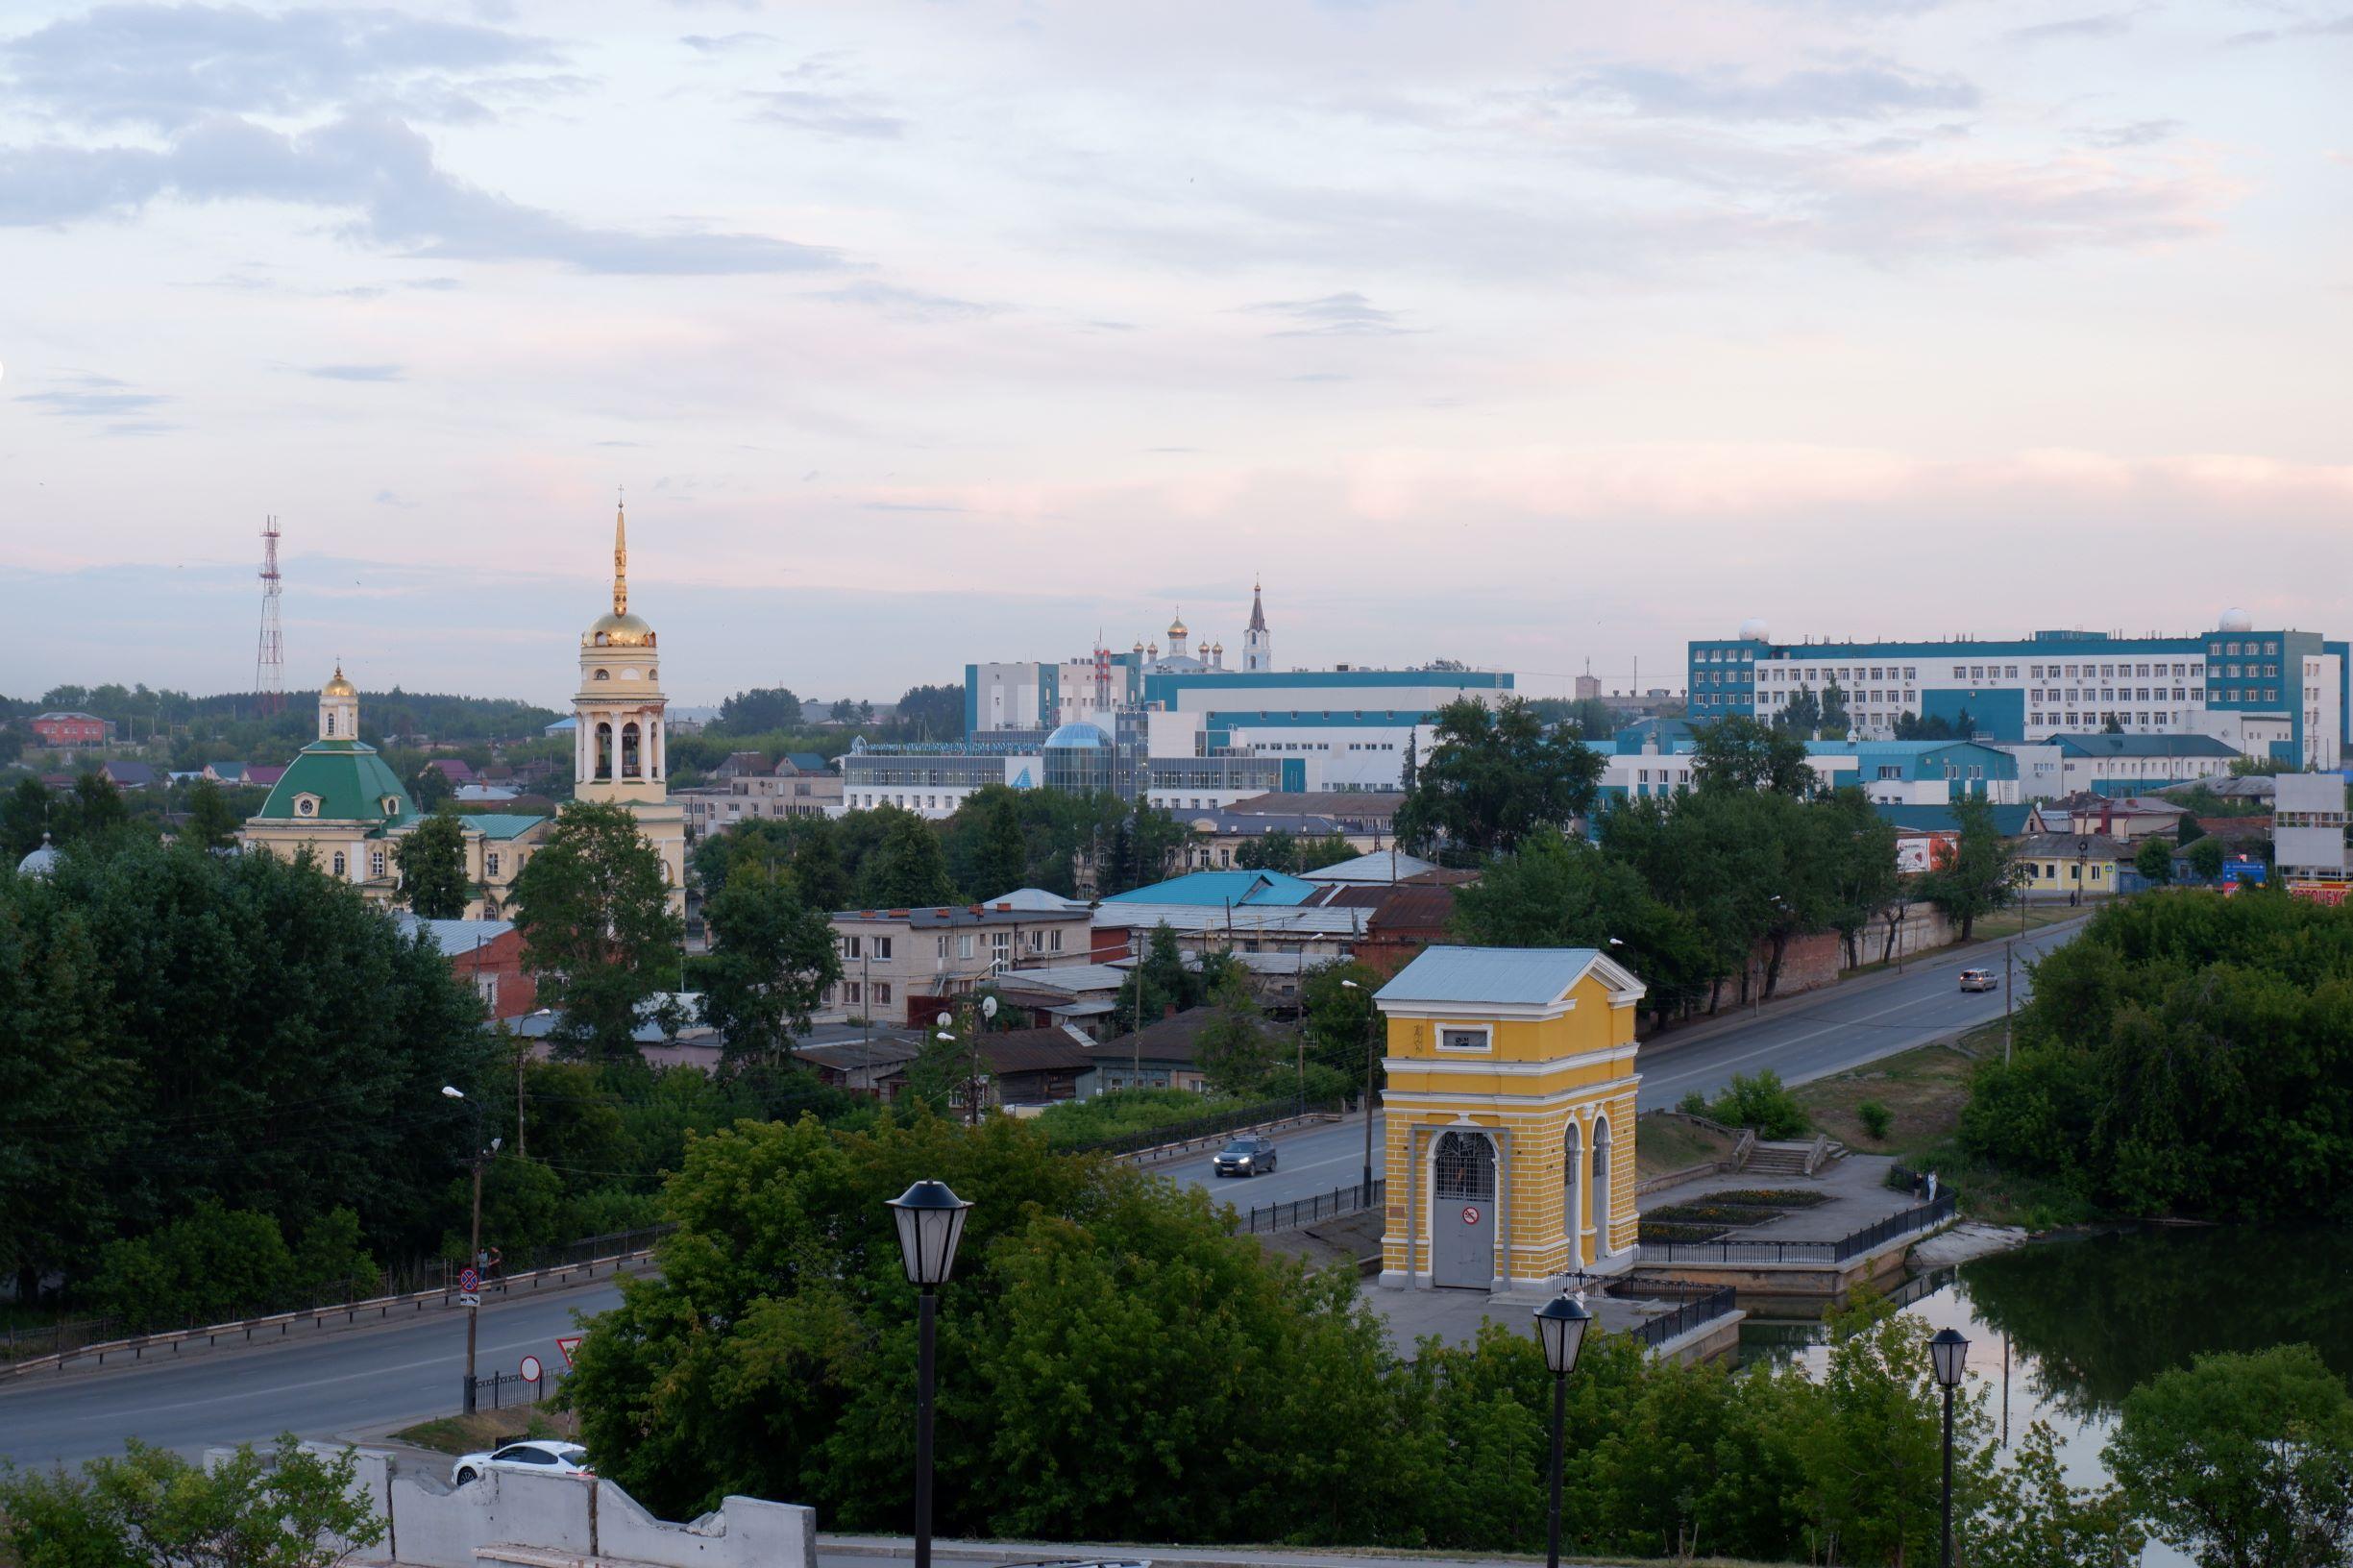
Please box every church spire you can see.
[612,496,628,617]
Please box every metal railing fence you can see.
[1640,1191,1957,1267]
[1229,1178,1385,1235]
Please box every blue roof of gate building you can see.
[1375,945,1614,1007]
[1098,870,1324,908]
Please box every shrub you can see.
[85,1203,295,1331]
[1676,1090,1707,1115]
[1857,1100,1894,1140]
[1705,1069,1809,1139]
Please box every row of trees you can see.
[1961,890,2353,1221]
[1438,716,2020,1017]
[559,1110,2347,1566]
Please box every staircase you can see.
[1745,1141,1817,1177]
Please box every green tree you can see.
[290,1206,379,1298]
[86,1202,296,1329]
[718,686,804,734]
[1818,679,1851,737]
[396,808,472,918]
[180,778,242,850]
[892,682,965,740]
[2188,836,2227,881]
[1919,794,2021,941]
[1792,1292,1990,1567]
[1191,968,1277,1096]
[1451,826,1710,1017]
[1299,958,1383,1100]
[1692,714,1813,796]
[511,801,684,1060]
[1821,787,1902,968]
[2135,834,2175,885]
[857,812,957,907]
[1962,1421,2145,1568]
[1394,696,1605,863]
[1236,829,1299,872]
[408,760,453,812]
[62,772,130,841]
[1295,832,1360,871]
[699,864,842,1071]
[1,776,52,860]
[1114,922,1198,1027]
[1703,1069,1809,1139]
[1777,685,1824,738]
[2102,712,2125,734]
[2106,1344,2353,1568]
[968,788,1030,898]
[0,835,486,1296]
[0,1435,385,1568]
[829,698,856,723]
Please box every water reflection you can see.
[1732,1224,2352,1568]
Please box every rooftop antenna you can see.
[256,516,284,714]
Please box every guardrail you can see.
[1066,1095,1344,1163]
[7,1234,668,1379]
[1228,1178,1385,1236]
[1625,1284,1739,1351]
[1639,1192,1958,1267]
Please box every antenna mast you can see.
[256,516,284,714]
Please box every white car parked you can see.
[451,1439,593,1485]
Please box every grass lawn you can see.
[390,1407,578,1456]
[1635,1113,1735,1179]
[1791,1023,2093,1228]
[1789,1035,1984,1158]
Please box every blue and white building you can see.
[1687,610,2345,769]
[962,582,1517,794]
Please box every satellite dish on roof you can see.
[981,995,998,1019]
[936,1012,953,1028]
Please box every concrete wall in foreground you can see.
[211,1444,818,1568]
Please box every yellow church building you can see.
[1373,945,1646,1290]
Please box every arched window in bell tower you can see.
[650,720,661,780]
[622,721,642,779]
[595,722,614,780]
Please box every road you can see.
[1163,915,2085,1207]
[2,918,2078,1470]
[0,1284,623,1471]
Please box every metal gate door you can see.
[1432,1129,1497,1289]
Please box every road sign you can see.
[520,1354,544,1383]
[458,1267,480,1293]
[456,1292,481,1309]
[1459,1205,1481,1225]
[555,1335,584,1369]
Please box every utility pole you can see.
[2003,938,2015,1065]
[465,1143,484,1413]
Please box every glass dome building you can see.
[1042,721,1114,794]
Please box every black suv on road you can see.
[1213,1136,1280,1177]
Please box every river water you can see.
[1741,1223,2353,1566]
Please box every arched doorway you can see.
[594,722,614,780]
[1432,1129,1497,1289]
[1562,1120,1583,1269]
[1591,1116,1612,1259]
[622,721,642,779]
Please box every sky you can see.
[2,0,2347,709]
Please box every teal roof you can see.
[254,739,413,830]
[1099,870,1322,907]
[1873,802,2032,836]
[2048,734,2240,759]
[454,813,548,841]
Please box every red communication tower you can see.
[256,516,285,714]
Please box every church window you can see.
[326,712,336,735]
[487,853,502,877]
[370,850,386,878]
[332,851,347,876]
[595,723,614,780]
[296,796,318,817]
[622,722,642,778]
[594,669,610,681]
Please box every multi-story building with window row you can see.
[1686,610,2345,769]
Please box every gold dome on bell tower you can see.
[583,500,656,649]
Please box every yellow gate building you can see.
[1373,946,1646,1290]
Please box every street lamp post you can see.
[1929,1327,1970,1568]
[1532,1293,1593,1568]
[1339,978,1376,1205]
[441,1085,492,1415]
[887,1180,972,1568]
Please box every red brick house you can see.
[395,914,540,1020]
[31,711,110,747]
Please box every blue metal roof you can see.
[1098,870,1323,908]
[1375,945,1603,1007]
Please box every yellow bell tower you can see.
[1373,946,1646,1290]
[575,501,686,911]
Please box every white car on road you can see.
[451,1439,592,1485]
